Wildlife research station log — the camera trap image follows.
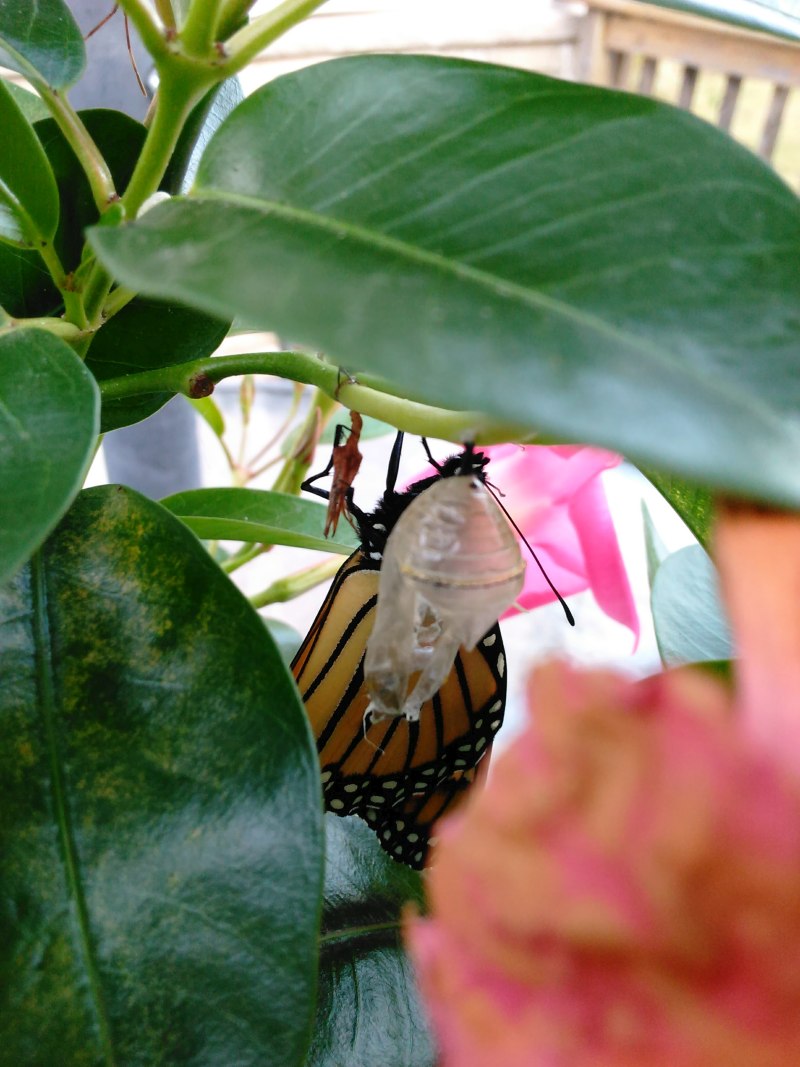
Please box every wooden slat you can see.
[608,48,631,88]
[717,74,742,131]
[638,55,657,94]
[583,0,800,44]
[678,63,698,108]
[573,8,607,82]
[759,83,790,158]
[605,12,800,86]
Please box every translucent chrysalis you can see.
[364,469,525,721]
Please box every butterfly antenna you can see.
[485,483,575,627]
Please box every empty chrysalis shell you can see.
[364,473,525,722]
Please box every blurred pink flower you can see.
[486,444,637,637]
[414,443,638,641]
[407,506,800,1067]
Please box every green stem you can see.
[82,263,115,327]
[120,0,170,60]
[217,0,256,40]
[100,285,138,322]
[221,541,266,573]
[1,316,83,341]
[153,0,176,30]
[248,383,304,468]
[181,0,226,54]
[38,87,116,211]
[37,241,88,328]
[219,0,328,75]
[249,556,342,608]
[121,69,209,218]
[272,389,336,495]
[97,350,533,443]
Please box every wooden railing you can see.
[573,0,800,179]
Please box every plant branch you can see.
[250,556,343,608]
[82,263,115,327]
[217,0,257,40]
[97,350,534,443]
[37,87,116,210]
[181,0,226,55]
[221,542,266,573]
[100,285,138,322]
[121,70,208,218]
[0,316,83,341]
[271,389,335,495]
[120,0,170,60]
[153,0,176,30]
[219,0,327,75]
[37,241,89,328]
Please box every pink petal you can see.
[569,476,640,642]
[716,503,800,774]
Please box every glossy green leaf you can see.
[89,57,800,507]
[86,297,229,432]
[189,394,226,437]
[0,0,85,88]
[0,330,99,586]
[163,78,245,195]
[1,77,49,122]
[0,485,323,1065]
[637,0,800,41]
[309,815,434,1067]
[651,544,733,666]
[264,617,304,665]
[0,110,149,324]
[0,78,59,245]
[162,487,359,553]
[35,109,146,275]
[639,467,714,548]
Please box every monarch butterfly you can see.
[292,433,510,868]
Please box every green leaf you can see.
[0,485,323,1065]
[0,110,148,325]
[641,500,671,589]
[163,78,245,195]
[1,76,50,122]
[0,330,99,586]
[162,487,360,553]
[635,0,800,41]
[86,297,230,432]
[0,242,57,318]
[0,78,59,246]
[651,544,733,666]
[189,394,226,437]
[309,815,434,1067]
[88,57,800,507]
[264,617,304,665]
[0,0,85,89]
[321,413,393,444]
[639,467,714,548]
[35,109,146,275]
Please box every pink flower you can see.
[415,444,639,641]
[407,506,800,1067]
